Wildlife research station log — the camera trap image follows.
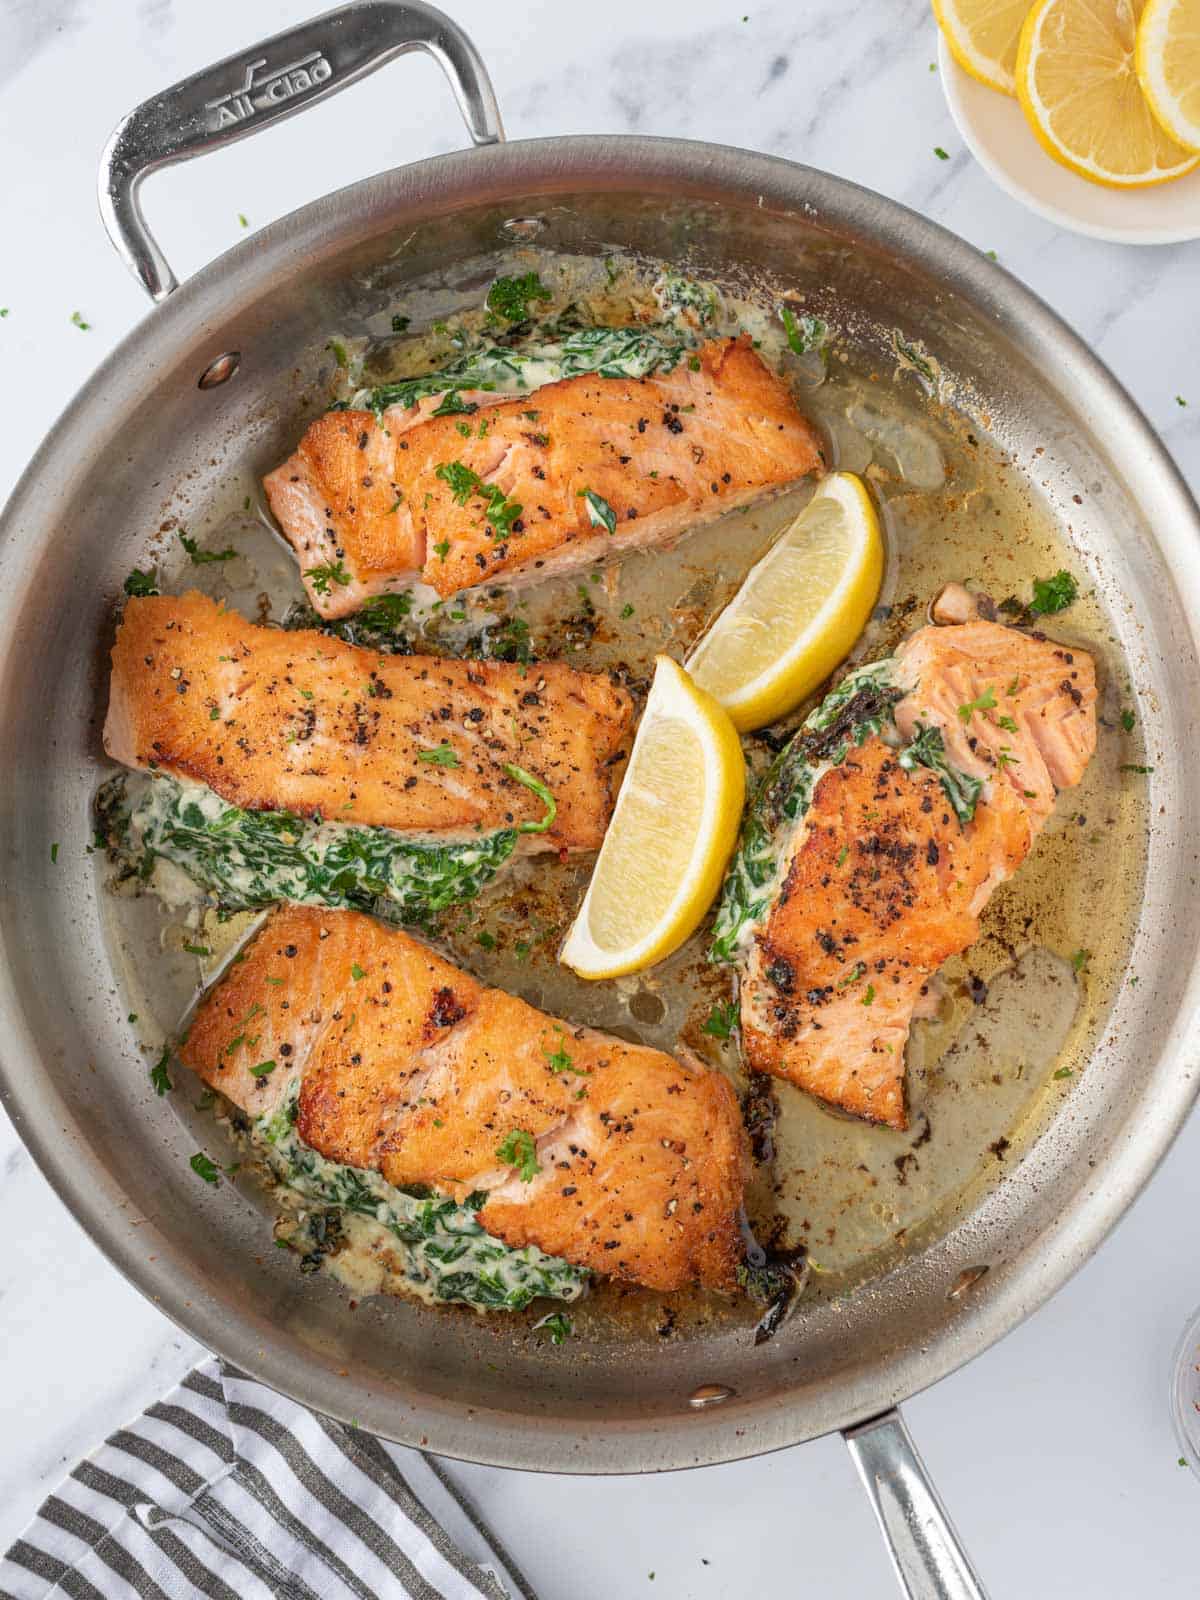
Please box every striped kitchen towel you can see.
[0,1358,534,1600]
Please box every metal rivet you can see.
[501,216,546,241]
[198,352,241,390]
[947,1265,990,1301]
[688,1383,735,1409]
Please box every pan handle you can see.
[98,1,504,303]
[844,1408,991,1600]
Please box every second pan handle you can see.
[844,1408,991,1600]
[99,1,504,303]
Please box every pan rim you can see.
[2,131,1199,1473]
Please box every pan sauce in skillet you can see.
[97,252,1148,1341]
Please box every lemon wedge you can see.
[685,472,884,733]
[559,657,745,980]
[1016,0,1200,187]
[931,0,1032,94]
[1137,0,1200,151]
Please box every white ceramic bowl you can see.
[938,33,1200,245]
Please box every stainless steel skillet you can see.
[2,5,1200,1596]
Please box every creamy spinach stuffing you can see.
[710,657,982,963]
[98,764,554,924]
[350,322,693,423]
[259,1083,587,1310]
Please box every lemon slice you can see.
[685,472,884,733]
[559,657,744,980]
[1016,0,1200,187]
[1137,0,1200,151]
[931,0,1032,94]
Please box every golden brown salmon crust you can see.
[741,739,1031,1128]
[740,622,1097,1129]
[103,592,632,851]
[264,336,826,612]
[182,906,748,1292]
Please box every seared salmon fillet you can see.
[104,592,632,851]
[264,336,825,614]
[182,905,748,1292]
[732,621,1097,1128]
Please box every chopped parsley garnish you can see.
[543,1031,576,1074]
[476,930,496,951]
[496,1128,541,1182]
[434,460,523,538]
[250,1059,276,1078]
[1071,949,1090,973]
[326,338,350,368]
[534,1311,574,1345]
[190,1152,221,1185]
[1053,1066,1074,1080]
[350,962,366,981]
[934,146,950,161]
[1120,708,1135,732]
[1177,395,1187,407]
[583,488,617,535]
[620,603,635,619]
[49,842,59,863]
[438,463,480,504]
[957,685,996,722]
[702,1000,738,1040]
[179,531,237,565]
[997,714,1018,733]
[486,271,552,323]
[432,539,450,561]
[238,213,248,228]
[123,568,159,597]
[391,314,410,333]
[182,942,211,957]
[780,305,828,355]
[1029,569,1078,616]
[70,310,91,330]
[1119,764,1153,774]
[150,1048,173,1096]
[304,558,352,595]
[417,743,460,768]
[836,845,849,866]
[837,960,867,990]
[862,984,876,1006]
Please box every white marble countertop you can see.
[2,1,1199,1594]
